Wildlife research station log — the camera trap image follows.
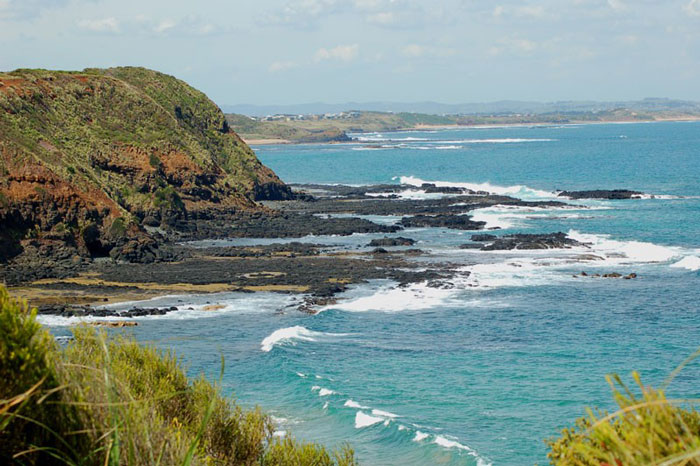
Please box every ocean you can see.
[44,121,700,465]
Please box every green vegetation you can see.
[225,114,351,143]
[0,286,356,465]
[0,67,281,206]
[0,67,289,261]
[547,357,700,465]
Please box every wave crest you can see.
[397,176,556,200]
[260,326,347,352]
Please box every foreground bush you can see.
[0,286,355,465]
[547,364,700,465]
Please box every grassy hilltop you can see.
[0,67,291,262]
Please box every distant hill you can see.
[223,98,700,117]
[227,106,700,144]
[0,67,291,262]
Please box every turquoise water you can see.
[45,122,700,465]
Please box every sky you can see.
[1,0,700,106]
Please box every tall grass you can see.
[547,353,700,465]
[0,286,356,465]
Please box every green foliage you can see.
[264,438,357,466]
[148,153,162,169]
[0,287,85,464]
[0,286,356,465]
[0,287,56,404]
[108,217,127,238]
[153,186,185,211]
[547,366,700,465]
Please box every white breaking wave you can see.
[634,193,683,200]
[397,176,557,200]
[310,386,336,397]
[355,412,384,428]
[260,326,347,352]
[372,408,399,418]
[366,190,451,200]
[463,259,577,289]
[671,256,700,271]
[325,281,464,313]
[413,431,429,442]
[344,399,370,409]
[434,435,492,466]
[469,204,605,230]
[37,292,300,327]
[567,230,681,264]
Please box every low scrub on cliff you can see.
[0,286,355,465]
[0,67,292,263]
[547,356,700,465]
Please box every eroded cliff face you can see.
[0,67,292,262]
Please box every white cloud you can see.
[264,0,429,29]
[77,17,120,33]
[401,44,456,58]
[269,61,298,72]
[493,4,549,19]
[402,44,426,57]
[607,0,626,11]
[263,0,340,27]
[315,44,359,62]
[130,15,221,36]
[618,34,638,45]
[686,0,700,16]
[489,37,538,56]
[0,0,70,20]
[366,11,395,24]
[154,18,176,34]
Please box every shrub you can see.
[0,286,355,465]
[108,217,127,238]
[153,186,184,211]
[547,364,700,465]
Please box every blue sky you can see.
[1,0,699,105]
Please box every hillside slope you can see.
[0,67,291,262]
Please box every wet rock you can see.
[480,232,585,251]
[458,243,483,249]
[575,271,638,279]
[400,214,486,231]
[420,183,472,194]
[368,237,416,247]
[471,234,498,242]
[558,189,643,200]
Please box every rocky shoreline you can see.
[1,183,640,316]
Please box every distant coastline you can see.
[242,115,700,145]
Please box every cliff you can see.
[0,67,292,262]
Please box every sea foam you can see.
[260,326,347,352]
[397,176,556,201]
[354,412,384,428]
[567,230,680,264]
[670,256,700,271]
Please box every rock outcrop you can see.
[475,232,585,250]
[558,189,643,200]
[0,67,291,262]
[400,214,487,231]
